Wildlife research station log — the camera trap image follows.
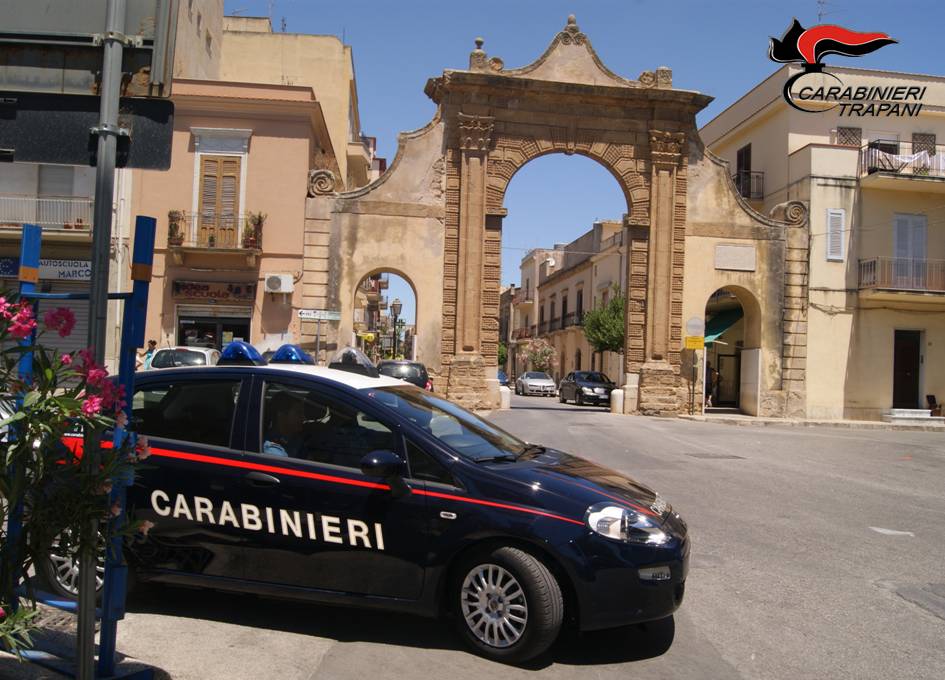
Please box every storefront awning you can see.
[705,308,743,345]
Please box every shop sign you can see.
[173,280,256,302]
[0,257,92,281]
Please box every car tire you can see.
[559,391,566,403]
[453,546,564,664]
[576,392,584,406]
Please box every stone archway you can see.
[426,16,710,410]
[349,269,420,364]
[307,15,808,415]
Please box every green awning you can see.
[704,308,743,345]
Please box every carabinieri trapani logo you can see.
[769,18,921,117]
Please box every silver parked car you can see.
[148,346,221,369]
[514,371,557,396]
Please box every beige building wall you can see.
[130,80,331,353]
[220,17,371,189]
[702,64,945,419]
[173,0,223,80]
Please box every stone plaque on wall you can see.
[714,244,756,272]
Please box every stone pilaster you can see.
[638,130,687,416]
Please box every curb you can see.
[677,414,945,432]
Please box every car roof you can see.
[142,363,406,390]
[156,346,216,353]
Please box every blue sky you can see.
[226,0,944,324]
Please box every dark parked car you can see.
[497,370,509,387]
[377,360,433,391]
[559,371,616,406]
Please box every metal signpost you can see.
[0,2,178,677]
[685,317,706,415]
[299,309,341,363]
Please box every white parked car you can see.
[514,371,557,396]
[148,346,220,370]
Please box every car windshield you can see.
[378,363,424,379]
[525,372,550,380]
[576,372,611,383]
[364,385,527,461]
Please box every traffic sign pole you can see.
[78,1,127,677]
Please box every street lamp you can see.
[391,297,402,358]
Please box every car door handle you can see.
[245,471,280,487]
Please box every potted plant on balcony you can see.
[167,210,185,246]
[244,211,266,249]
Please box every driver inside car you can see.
[263,391,307,457]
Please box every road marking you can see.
[869,526,915,537]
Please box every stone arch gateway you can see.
[304,16,809,415]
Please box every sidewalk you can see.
[678,413,945,432]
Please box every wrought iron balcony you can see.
[512,289,534,305]
[513,327,533,340]
[548,317,561,332]
[732,171,764,199]
[168,212,261,251]
[861,140,945,179]
[858,257,945,293]
[562,312,584,327]
[0,195,93,231]
[538,320,549,335]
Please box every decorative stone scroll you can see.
[308,169,337,197]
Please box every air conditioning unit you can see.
[264,274,294,294]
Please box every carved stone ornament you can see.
[558,14,586,45]
[457,113,495,152]
[649,130,687,166]
[308,169,337,196]
[769,200,809,226]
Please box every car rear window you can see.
[379,364,425,380]
[151,349,208,368]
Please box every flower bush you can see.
[0,294,145,658]
[517,337,558,373]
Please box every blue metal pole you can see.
[97,216,155,679]
[6,224,42,614]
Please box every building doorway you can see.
[893,330,921,409]
[352,271,417,364]
[703,286,762,415]
[177,316,250,350]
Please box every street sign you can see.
[684,335,705,350]
[299,309,342,321]
[0,0,179,98]
[0,91,174,168]
[686,316,705,337]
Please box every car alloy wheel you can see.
[460,563,528,648]
[45,535,105,597]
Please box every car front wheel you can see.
[39,533,106,600]
[454,546,563,663]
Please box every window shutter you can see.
[38,165,75,197]
[197,155,241,247]
[826,209,845,261]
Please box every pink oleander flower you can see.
[99,382,125,412]
[81,394,103,417]
[43,307,76,338]
[0,605,5,620]
[61,353,73,366]
[0,297,10,320]
[8,302,36,339]
[138,520,155,536]
[86,366,108,388]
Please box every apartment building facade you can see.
[507,221,626,385]
[701,64,945,420]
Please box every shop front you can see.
[171,280,256,350]
[0,257,91,354]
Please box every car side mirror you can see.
[360,450,409,497]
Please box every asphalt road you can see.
[3,395,944,679]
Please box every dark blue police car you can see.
[50,345,689,662]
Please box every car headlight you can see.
[582,386,595,395]
[585,503,669,545]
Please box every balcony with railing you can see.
[562,312,584,328]
[548,317,561,332]
[858,257,945,295]
[513,326,533,340]
[0,195,93,235]
[731,171,764,200]
[167,212,262,266]
[861,140,945,189]
[538,320,549,335]
[512,288,534,306]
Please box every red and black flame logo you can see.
[770,18,897,111]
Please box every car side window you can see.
[405,439,454,486]
[260,382,397,470]
[150,350,173,369]
[131,379,241,448]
